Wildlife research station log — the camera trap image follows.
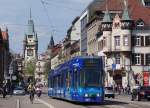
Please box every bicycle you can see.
[30,92,34,104]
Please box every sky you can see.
[0,0,93,54]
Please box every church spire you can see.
[102,0,112,23]
[122,0,131,21]
[101,0,112,31]
[27,8,34,35]
[48,35,55,49]
[30,8,32,20]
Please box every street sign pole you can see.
[112,63,116,76]
[112,63,116,88]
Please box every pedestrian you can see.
[131,86,139,101]
[2,83,7,98]
[118,86,121,95]
[127,86,130,95]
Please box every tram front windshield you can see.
[83,68,101,87]
[82,59,102,88]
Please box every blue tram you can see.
[48,56,104,103]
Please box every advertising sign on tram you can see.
[143,72,150,86]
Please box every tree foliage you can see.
[25,59,36,76]
[44,60,51,79]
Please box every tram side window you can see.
[58,75,60,88]
[57,76,59,88]
[50,79,52,88]
[61,70,64,87]
[51,78,54,88]
[53,77,55,88]
[48,78,50,88]
[74,70,78,88]
[55,77,57,88]
[79,70,85,87]
[66,71,70,89]
[60,74,63,88]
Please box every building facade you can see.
[2,28,10,81]
[87,17,101,56]
[35,54,47,85]
[0,29,4,84]
[95,0,150,88]
[0,28,10,84]
[80,0,106,56]
[80,10,88,56]
[70,17,81,44]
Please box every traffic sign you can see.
[12,76,17,80]
[112,64,116,70]
[9,67,13,74]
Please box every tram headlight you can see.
[84,94,88,97]
[97,94,100,97]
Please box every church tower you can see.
[46,35,55,59]
[48,35,55,49]
[23,9,38,61]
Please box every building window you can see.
[28,35,33,38]
[135,54,141,65]
[143,0,150,7]
[115,36,120,46]
[135,36,141,46]
[103,37,106,47]
[115,53,120,64]
[114,36,120,50]
[136,19,145,27]
[27,49,33,56]
[145,36,150,46]
[146,54,150,65]
[124,35,128,46]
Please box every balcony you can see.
[107,64,126,77]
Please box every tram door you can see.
[73,69,78,89]
[65,71,71,99]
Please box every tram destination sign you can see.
[84,59,100,67]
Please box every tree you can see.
[25,59,36,77]
[44,60,51,80]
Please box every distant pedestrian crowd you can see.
[114,85,131,95]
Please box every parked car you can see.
[105,87,115,98]
[13,86,25,95]
[137,86,150,101]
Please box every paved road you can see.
[0,95,16,108]
[1,94,150,108]
[0,95,50,108]
[41,94,150,108]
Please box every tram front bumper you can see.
[73,96,104,103]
